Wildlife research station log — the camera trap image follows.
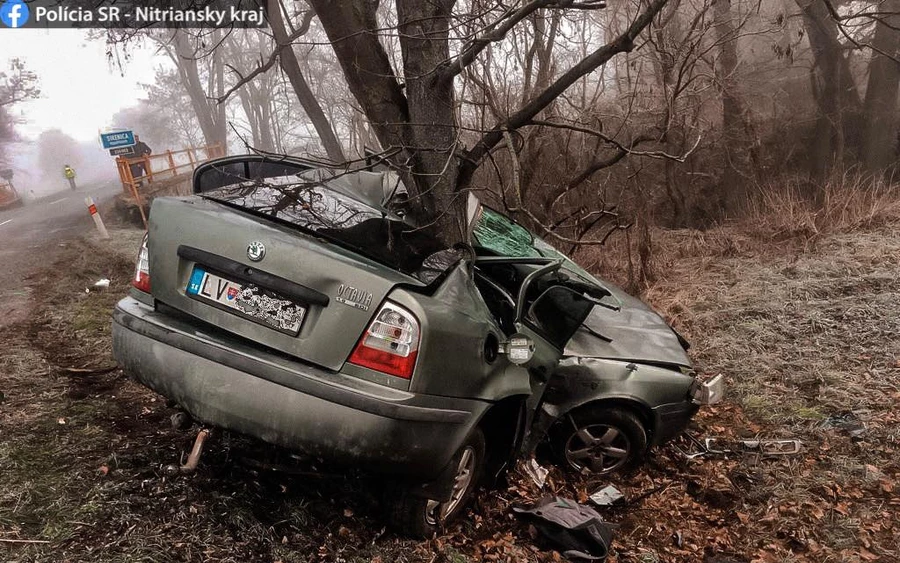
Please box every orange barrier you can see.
[115,144,225,226]
[0,180,21,209]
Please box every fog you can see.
[7,139,118,200]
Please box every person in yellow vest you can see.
[63,164,76,190]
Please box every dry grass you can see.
[744,172,900,243]
[566,178,900,561]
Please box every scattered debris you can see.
[673,432,802,459]
[522,458,549,489]
[62,365,118,375]
[820,411,867,439]
[84,279,111,293]
[514,496,616,561]
[589,485,625,507]
[737,439,801,456]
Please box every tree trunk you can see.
[311,0,670,246]
[796,0,861,177]
[862,0,900,172]
[172,30,226,148]
[396,0,466,241]
[713,0,750,213]
[266,0,345,162]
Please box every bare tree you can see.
[304,0,670,246]
[796,0,861,177]
[0,58,40,160]
[220,2,346,161]
[861,0,900,171]
[163,29,228,148]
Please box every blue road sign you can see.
[100,130,135,149]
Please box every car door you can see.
[496,259,598,453]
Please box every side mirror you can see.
[501,333,535,365]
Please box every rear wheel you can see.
[388,429,485,538]
[552,406,647,475]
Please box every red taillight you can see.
[348,302,420,379]
[132,233,150,293]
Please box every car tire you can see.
[388,428,486,538]
[551,406,648,475]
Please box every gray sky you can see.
[0,29,168,142]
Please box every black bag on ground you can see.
[514,496,615,561]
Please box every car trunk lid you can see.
[147,194,430,372]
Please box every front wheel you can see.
[388,429,486,538]
[551,406,648,475]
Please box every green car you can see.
[112,155,723,536]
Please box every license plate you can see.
[186,266,306,335]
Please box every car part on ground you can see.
[672,432,802,460]
[589,485,625,507]
[164,428,211,476]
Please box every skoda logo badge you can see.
[247,241,266,262]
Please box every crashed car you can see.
[112,155,723,536]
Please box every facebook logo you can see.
[0,0,29,28]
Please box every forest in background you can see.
[100,0,900,288]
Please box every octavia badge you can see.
[247,241,266,262]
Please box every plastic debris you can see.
[674,432,803,459]
[94,278,111,289]
[589,485,625,506]
[523,458,549,489]
[820,411,867,439]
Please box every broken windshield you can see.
[473,207,606,289]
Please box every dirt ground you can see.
[1,219,898,562]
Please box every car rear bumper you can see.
[112,296,487,480]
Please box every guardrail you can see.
[115,144,225,226]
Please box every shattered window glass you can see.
[473,208,539,258]
[201,171,447,276]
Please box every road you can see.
[0,180,122,246]
[0,179,123,325]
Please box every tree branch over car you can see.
[304,0,671,246]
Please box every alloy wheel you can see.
[564,423,632,474]
[424,446,476,525]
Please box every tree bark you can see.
[862,0,900,172]
[713,0,749,213]
[395,0,465,240]
[172,30,227,148]
[267,1,345,162]
[796,0,861,178]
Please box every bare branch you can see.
[216,9,315,104]
[459,0,670,185]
